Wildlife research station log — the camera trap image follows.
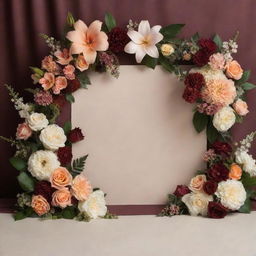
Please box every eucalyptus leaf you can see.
[241,82,256,90]
[238,197,252,213]
[63,121,72,135]
[104,13,116,32]
[237,70,251,84]
[9,157,27,171]
[65,93,75,103]
[17,172,35,192]
[77,72,91,89]
[213,34,223,50]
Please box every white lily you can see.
[124,20,163,63]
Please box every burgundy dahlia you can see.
[207,163,229,182]
[212,141,232,158]
[66,79,81,93]
[193,49,210,67]
[68,128,84,143]
[173,185,190,197]
[34,181,55,203]
[57,146,73,166]
[203,180,218,195]
[182,87,201,103]
[108,27,130,53]
[198,38,217,55]
[184,73,205,90]
[208,202,228,219]
[34,90,53,106]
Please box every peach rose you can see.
[50,167,72,189]
[54,48,73,65]
[189,174,207,192]
[75,55,89,72]
[31,195,50,216]
[226,60,243,80]
[39,72,55,90]
[63,64,75,80]
[208,53,225,70]
[52,188,72,208]
[16,123,32,140]
[233,99,249,116]
[52,76,67,95]
[71,174,92,201]
[41,56,59,74]
[229,164,242,180]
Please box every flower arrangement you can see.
[1,12,256,220]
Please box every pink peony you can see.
[41,56,60,74]
[34,91,53,106]
[52,76,67,95]
[16,123,32,140]
[54,48,73,65]
[63,65,75,80]
[233,99,249,116]
[208,53,225,70]
[39,72,55,90]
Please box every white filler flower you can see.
[39,124,66,151]
[235,151,256,176]
[215,180,246,211]
[78,190,107,219]
[124,20,163,63]
[27,113,49,131]
[28,150,60,181]
[213,106,236,132]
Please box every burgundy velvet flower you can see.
[184,73,205,90]
[203,180,218,195]
[193,49,210,67]
[173,185,190,197]
[108,27,130,53]
[182,86,201,103]
[34,181,55,203]
[198,38,217,55]
[208,201,228,219]
[57,146,73,166]
[68,128,84,143]
[207,163,229,182]
[212,141,232,158]
[66,79,81,93]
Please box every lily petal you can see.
[149,31,164,45]
[88,20,103,33]
[145,45,159,59]
[66,30,85,44]
[138,20,150,36]
[93,31,109,51]
[135,47,146,63]
[127,30,144,44]
[124,41,138,54]
[151,25,162,33]
[74,20,88,33]
[83,49,97,64]
[69,43,85,55]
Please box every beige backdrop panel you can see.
[72,65,206,205]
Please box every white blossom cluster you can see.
[236,131,256,153]
[221,39,238,62]
[11,97,31,119]
[127,19,138,31]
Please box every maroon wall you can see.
[0,0,256,198]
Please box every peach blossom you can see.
[75,54,89,71]
[41,56,60,74]
[226,60,243,80]
[16,123,32,140]
[71,174,92,201]
[233,99,249,116]
[66,20,108,64]
[63,64,75,80]
[189,175,207,192]
[54,48,73,65]
[50,167,72,189]
[229,164,242,180]
[31,195,50,216]
[52,188,72,208]
[208,53,225,70]
[52,76,67,95]
[39,72,55,90]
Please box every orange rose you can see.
[75,55,89,72]
[189,175,207,192]
[31,195,50,216]
[71,174,92,201]
[50,167,72,189]
[225,60,243,80]
[52,188,72,208]
[233,99,249,116]
[229,164,242,180]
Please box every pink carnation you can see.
[34,91,53,106]
[41,56,60,74]
[63,65,75,80]
[208,53,225,70]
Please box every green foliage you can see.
[65,93,75,103]
[104,13,117,32]
[17,172,35,192]
[66,12,75,26]
[242,174,256,188]
[76,212,91,222]
[241,82,256,90]
[14,211,27,221]
[102,211,118,219]
[71,155,88,176]
[160,24,185,40]
[193,112,208,133]
[237,70,251,84]
[238,197,252,213]
[77,72,91,89]
[9,157,27,171]
[213,34,223,50]
[159,55,175,73]
[191,32,200,42]
[63,121,72,135]
[29,66,44,77]
[141,55,158,69]
[34,104,60,124]
[206,121,219,144]
[61,206,77,219]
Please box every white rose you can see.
[78,190,107,219]
[215,180,246,210]
[28,150,60,181]
[27,113,49,131]
[39,124,66,151]
[235,151,256,176]
[213,106,236,132]
[181,192,213,216]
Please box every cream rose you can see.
[233,99,249,116]
[39,124,66,151]
[215,180,246,210]
[78,190,107,219]
[182,192,213,216]
[28,150,60,181]
[235,151,256,177]
[226,60,243,80]
[27,113,49,131]
[160,44,175,56]
[213,106,236,132]
[189,175,207,192]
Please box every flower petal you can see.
[83,49,97,64]
[74,20,88,33]
[151,25,162,33]
[149,31,164,45]
[124,41,138,54]
[88,20,102,33]
[69,43,85,55]
[135,47,146,63]
[127,30,144,44]
[145,45,159,58]
[66,31,84,44]
[93,32,109,51]
[138,20,150,36]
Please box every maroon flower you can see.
[57,146,73,166]
[182,86,201,103]
[68,128,84,143]
[203,180,218,195]
[53,94,67,108]
[212,141,232,158]
[173,185,190,197]
[66,79,81,93]
[208,202,228,219]
[108,27,130,53]
[34,181,55,203]
[207,163,229,182]
[193,49,210,67]
[198,38,217,55]
[184,73,205,90]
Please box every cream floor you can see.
[0,213,256,256]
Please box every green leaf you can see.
[62,206,77,219]
[192,112,208,133]
[241,82,256,90]
[237,70,251,84]
[206,121,219,144]
[141,55,158,69]
[66,12,75,26]
[242,176,256,188]
[238,197,252,213]
[9,157,27,171]
[159,55,175,73]
[63,121,72,135]
[77,72,91,89]
[104,13,116,32]
[14,211,26,221]
[71,155,88,175]
[191,32,200,42]
[213,34,223,50]
[65,93,75,103]
[160,24,185,40]
[17,172,35,192]
[29,66,44,77]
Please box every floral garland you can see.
[1,12,256,221]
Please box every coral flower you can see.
[39,72,55,90]
[66,20,109,64]
[124,20,163,63]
